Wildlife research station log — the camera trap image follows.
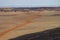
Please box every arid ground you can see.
[0,10,60,40]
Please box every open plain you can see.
[0,10,60,40]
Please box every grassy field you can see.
[0,10,60,40]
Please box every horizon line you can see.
[0,6,60,8]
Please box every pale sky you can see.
[0,0,60,7]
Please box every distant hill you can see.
[0,7,60,12]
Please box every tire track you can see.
[0,15,41,38]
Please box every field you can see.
[0,10,60,40]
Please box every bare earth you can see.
[0,11,60,40]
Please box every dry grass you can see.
[0,10,60,40]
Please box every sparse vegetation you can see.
[0,7,60,40]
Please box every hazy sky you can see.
[0,0,60,7]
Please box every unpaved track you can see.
[0,14,40,38]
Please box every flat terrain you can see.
[0,11,60,40]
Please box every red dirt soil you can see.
[0,15,40,38]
